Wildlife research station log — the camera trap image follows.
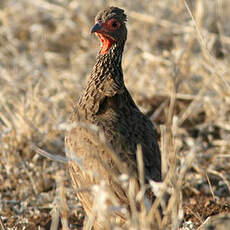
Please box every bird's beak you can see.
[91,22,102,33]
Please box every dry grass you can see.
[0,0,230,229]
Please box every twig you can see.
[206,171,215,201]
[184,0,230,90]
[0,216,6,230]
[31,143,68,163]
[207,169,230,194]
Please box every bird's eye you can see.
[112,22,117,28]
[107,19,120,30]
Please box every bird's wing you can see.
[136,115,162,182]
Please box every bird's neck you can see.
[90,41,125,81]
[78,41,126,114]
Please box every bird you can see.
[65,6,161,229]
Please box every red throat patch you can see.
[96,33,114,55]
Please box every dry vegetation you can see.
[0,0,230,229]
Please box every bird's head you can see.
[91,7,127,55]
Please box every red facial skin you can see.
[96,33,114,55]
[94,18,121,55]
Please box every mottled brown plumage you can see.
[65,6,161,229]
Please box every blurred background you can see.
[0,0,230,229]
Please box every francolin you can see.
[65,7,161,229]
